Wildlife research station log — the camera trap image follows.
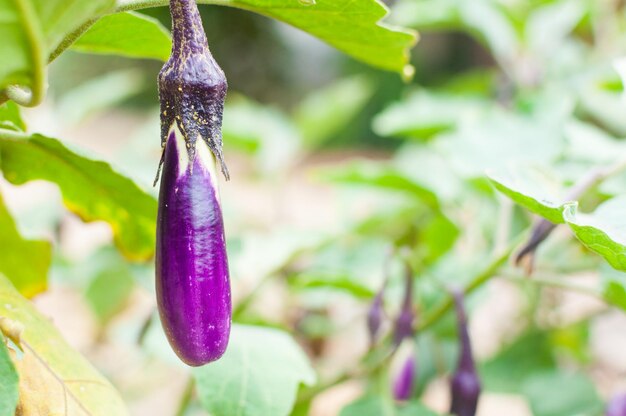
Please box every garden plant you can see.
[2,0,626,415]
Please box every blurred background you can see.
[5,0,626,414]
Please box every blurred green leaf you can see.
[57,69,144,125]
[290,272,375,299]
[392,0,518,63]
[0,340,18,416]
[193,324,316,416]
[0,102,25,132]
[223,97,300,173]
[340,396,392,416]
[319,162,439,208]
[522,371,602,416]
[481,331,555,393]
[71,12,171,61]
[413,211,458,266]
[0,273,128,415]
[525,0,585,58]
[340,396,439,416]
[549,322,590,364]
[0,0,114,96]
[439,112,564,178]
[415,333,457,394]
[295,75,374,147]
[373,90,486,140]
[488,167,566,224]
[564,196,626,272]
[85,263,134,324]
[564,120,626,165]
[578,86,626,136]
[0,133,157,261]
[119,0,417,75]
[0,191,51,298]
[601,266,626,311]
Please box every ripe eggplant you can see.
[155,0,231,366]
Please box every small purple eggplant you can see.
[393,265,415,347]
[393,353,417,402]
[155,0,231,366]
[607,393,626,416]
[450,290,481,416]
[367,287,385,347]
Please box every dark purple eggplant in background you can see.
[155,0,231,366]
[450,290,481,416]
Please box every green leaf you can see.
[0,102,26,132]
[563,197,626,272]
[438,112,564,178]
[71,12,171,61]
[578,86,626,137]
[524,0,586,58]
[602,266,626,311]
[391,0,518,63]
[193,324,316,416]
[564,120,626,165]
[0,0,114,98]
[117,0,417,75]
[289,272,376,299]
[340,396,393,416]
[295,75,374,147]
[319,162,440,209]
[0,340,18,416]
[373,90,486,139]
[57,69,145,125]
[0,133,157,261]
[481,330,555,393]
[340,396,439,416]
[0,273,128,415]
[488,167,566,224]
[0,191,51,298]
[85,262,135,324]
[603,280,626,311]
[522,371,602,416]
[222,96,300,173]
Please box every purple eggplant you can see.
[607,393,626,416]
[367,287,385,347]
[393,265,415,346]
[155,0,231,366]
[393,353,416,402]
[450,290,481,416]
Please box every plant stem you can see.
[417,234,524,332]
[0,129,29,140]
[0,0,46,107]
[499,272,602,299]
[175,377,195,416]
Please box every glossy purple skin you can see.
[450,291,481,416]
[607,393,626,416]
[393,354,416,402]
[156,130,231,366]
